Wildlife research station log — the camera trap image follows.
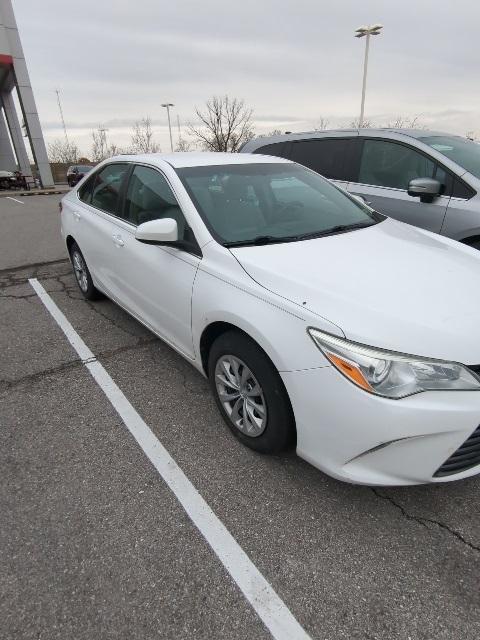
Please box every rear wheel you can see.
[69,242,102,300]
[208,330,295,454]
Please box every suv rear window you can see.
[288,138,351,181]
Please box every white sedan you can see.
[61,152,480,486]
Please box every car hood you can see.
[230,219,480,364]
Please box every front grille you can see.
[434,425,480,477]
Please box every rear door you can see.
[75,162,131,297]
[347,138,449,233]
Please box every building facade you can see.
[0,0,53,187]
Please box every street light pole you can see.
[55,88,69,144]
[161,103,174,152]
[355,24,383,127]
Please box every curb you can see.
[1,189,68,198]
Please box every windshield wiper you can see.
[295,221,377,241]
[224,221,378,248]
[224,235,300,248]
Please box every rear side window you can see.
[90,163,129,215]
[358,140,435,190]
[78,175,95,203]
[288,138,351,181]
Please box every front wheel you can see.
[208,331,296,454]
[69,242,102,300]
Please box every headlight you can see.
[308,328,480,399]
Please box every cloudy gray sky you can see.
[12,0,480,156]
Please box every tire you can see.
[208,330,296,454]
[69,242,102,300]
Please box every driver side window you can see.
[125,165,199,251]
[358,140,435,190]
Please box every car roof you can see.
[108,151,292,168]
[242,128,464,151]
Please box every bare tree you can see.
[48,138,79,163]
[258,129,283,138]
[90,128,125,162]
[106,142,124,156]
[130,117,160,154]
[385,115,424,129]
[313,117,330,131]
[189,95,254,152]
[91,127,108,162]
[175,135,193,152]
[349,118,375,128]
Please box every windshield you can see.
[176,163,380,245]
[420,136,480,179]
[77,165,93,173]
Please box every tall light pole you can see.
[161,103,174,152]
[355,24,383,127]
[55,88,69,143]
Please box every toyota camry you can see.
[61,152,480,485]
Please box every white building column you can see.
[0,103,16,170]
[0,0,54,187]
[1,87,30,176]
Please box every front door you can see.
[348,138,449,234]
[109,164,201,359]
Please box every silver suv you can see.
[241,129,480,249]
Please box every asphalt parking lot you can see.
[1,194,480,640]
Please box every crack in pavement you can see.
[0,337,159,392]
[371,488,480,553]
[47,273,146,339]
[0,258,69,277]
[0,291,37,300]
[0,265,71,290]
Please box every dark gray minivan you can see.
[241,129,480,249]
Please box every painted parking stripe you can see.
[28,277,312,640]
[6,196,24,204]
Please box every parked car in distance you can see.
[242,129,480,249]
[67,164,94,187]
[0,169,15,190]
[61,152,480,486]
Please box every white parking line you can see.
[5,196,24,204]
[28,277,312,640]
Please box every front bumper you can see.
[281,365,480,486]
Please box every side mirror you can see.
[408,178,441,203]
[135,218,178,245]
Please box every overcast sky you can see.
[11,0,480,157]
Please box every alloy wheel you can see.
[215,355,267,437]
[72,250,89,293]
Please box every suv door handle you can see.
[73,211,81,221]
[112,234,124,247]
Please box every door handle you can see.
[73,211,81,221]
[112,234,124,247]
